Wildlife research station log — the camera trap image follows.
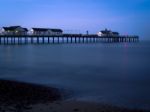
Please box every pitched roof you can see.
[50,29,63,32]
[32,28,63,32]
[101,30,112,34]
[112,32,119,35]
[100,29,119,35]
[23,28,28,31]
[3,26,28,31]
[32,28,49,31]
[3,26,21,31]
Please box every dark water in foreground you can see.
[0,41,150,110]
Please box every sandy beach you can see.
[0,79,62,112]
[23,100,150,112]
[0,79,149,112]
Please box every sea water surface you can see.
[0,41,150,110]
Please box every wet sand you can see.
[0,79,149,112]
[23,100,150,112]
[0,79,61,112]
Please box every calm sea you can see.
[0,41,150,110]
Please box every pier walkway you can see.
[0,34,139,45]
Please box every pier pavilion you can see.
[30,28,63,35]
[1,26,28,35]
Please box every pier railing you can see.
[0,34,139,45]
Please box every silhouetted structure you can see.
[31,28,63,35]
[0,34,139,45]
[86,30,89,35]
[97,29,119,36]
[1,26,28,35]
[0,26,139,45]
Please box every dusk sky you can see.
[0,0,150,39]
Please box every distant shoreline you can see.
[0,79,149,112]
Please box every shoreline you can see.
[0,79,62,112]
[0,79,149,112]
[25,100,150,112]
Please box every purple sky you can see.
[0,0,150,39]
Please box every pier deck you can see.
[0,34,139,45]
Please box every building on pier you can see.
[97,29,119,36]
[30,28,63,35]
[1,26,28,35]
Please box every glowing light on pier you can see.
[97,32,102,36]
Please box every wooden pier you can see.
[0,34,139,45]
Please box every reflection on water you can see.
[0,42,150,110]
